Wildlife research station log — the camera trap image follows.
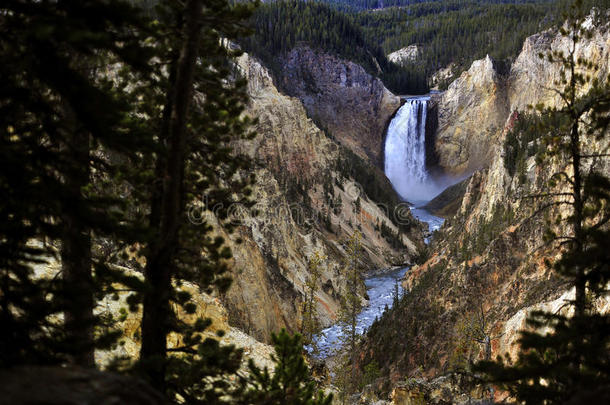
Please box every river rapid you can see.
[311,207,443,358]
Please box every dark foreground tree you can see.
[0,1,335,404]
[0,0,154,367]
[241,329,333,405]
[133,0,257,401]
[476,1,610,402]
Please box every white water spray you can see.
[384,96,443,203]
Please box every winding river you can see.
[311,96,445,358]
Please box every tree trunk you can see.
[570,119,586,317]
[140,0,204,392]
[61,133,94,367]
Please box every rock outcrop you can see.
[430,63,456,90]
[277,46,401,166]
[423,177,469,218]
[509,15,610,112]
[389,375,485,405]
[434,10,610,177]
[0,366,167,405]
[435,55,509,176]
[388,45,421,65]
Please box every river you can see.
[310,207,443,358]
[310,95,448,358]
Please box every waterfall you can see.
[384,96,441,203]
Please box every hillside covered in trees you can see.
[240,0,429,93]
[317,0,556,12]
[242,0,610,93]
[353,0,610,87]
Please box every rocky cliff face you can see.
[277,46,401,167]
[216,53,423,343]
[435,55,509,176]
[434,10,610,177]
[509,16,610,112]
[388,45,421,65]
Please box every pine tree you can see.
[0,0,154,367]
[392,278,400,308]
[335,231,365,401]
[476,2,610,402]
[339,231,364,355]
[134,0,257,401]
[241,329,333,405]
[301,251,326,355]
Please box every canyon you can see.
[107,10,609,401]
[221,50,423,344]
[23,7,609,405]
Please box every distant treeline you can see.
[316,0,562,12]
[241,0,610,93]
[354,0,610,87]
[355,0,555,87]
[240,0,429,94]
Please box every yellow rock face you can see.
[435,13,610,178]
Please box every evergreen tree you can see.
[301,251,326,355]
[392,278,400,308]
[0,0,154,367]
[353,196,361,215]
[476,2,610,402]
[241,329,333,405]
[133,0,257,401]
[335,231,365,401]
[339,231,364,355]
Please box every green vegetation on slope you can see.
[241,0,429,93]
[355,1,554,87]
[318,0,557,12]
[354,0,610,88]
[243,0,610,93]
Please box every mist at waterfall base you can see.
[384,96,457,206]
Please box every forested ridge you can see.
[316,0,555,12]
[355,0,555,86]
[242,0,610,93]
[354,0,610,87]
[240,0,429,93]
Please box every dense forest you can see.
[317,0,558,12]
[354,0,610,87]
[242,0,610,93]
[355,1,554,87]
[240,0,429,93]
